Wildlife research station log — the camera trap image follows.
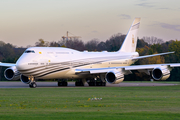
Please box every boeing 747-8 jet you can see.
[0,18,180,88]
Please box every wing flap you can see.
[75,68,116,74]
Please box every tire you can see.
[96,82,102,86]
[80,82,83,86]
[58,82,67,86]
[58,82,61,86]
[102,82,106,86]
[75,82,78,86]
[32,83,37,88]
[88,82,95,86]
[63,82,68,86]
[75,82,84,86]
[29,82,37,88]
[29,84,32,88]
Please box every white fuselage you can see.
[16,47,139,79]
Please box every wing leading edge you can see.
[0,62,16,67]
[75,63,180,75]
[132,51,174,60]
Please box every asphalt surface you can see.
[0,82,179,88]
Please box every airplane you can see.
[0,18,180,88]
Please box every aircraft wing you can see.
[0,62,16,67]
[132,51,174,60]
[75,63,180,75]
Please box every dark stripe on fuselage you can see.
[18,55,133,78]
[36,68,69,78]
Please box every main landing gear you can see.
[74,78,106,86]
[57,79,68,87]
[88,80,106,86]
[75,79,86,86]
[87,77,106,86]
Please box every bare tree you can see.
[0,41,5,46]
[97,41,107,51]
[105,33,125,51]
[85,38,99,51]
[66,39,85,51]
[58,39,66,47]
[49,41,60,47]
[35,39,49,47]
[143,36,164,45]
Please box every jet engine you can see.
[20,75,31,84]
[152,66,171,80]
[4,66,20,80]
[105,70,124,84]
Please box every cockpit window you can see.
[24,50,35,53]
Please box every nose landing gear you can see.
[29,82,37,88]
[28,76,37,88]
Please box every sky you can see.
[0,0,180,47]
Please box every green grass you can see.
[0,86,180,120]
[120,81,180,84]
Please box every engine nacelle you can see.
[152,66,171,80]
[4,66,20,80]
[105,70,124,84]
[20,75,31,84]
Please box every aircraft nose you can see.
[16,58,27,70]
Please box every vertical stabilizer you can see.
[118,18,141,52]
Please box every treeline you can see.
[35,33,126,52]
[0,33,180,81]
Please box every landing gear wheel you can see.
[29,82,37,88]
[75,81,84,86]
[29,84,32,88]
[58,81,68,86]
[58,82,61,86]
[88,82,95,86]
[88,81,106,86]
[102,82,106,86]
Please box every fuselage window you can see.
[28,63,38,65]
[47,52,53,54]
[24,50,35,53]
[56,52,69,54]
[111,62,122,64]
